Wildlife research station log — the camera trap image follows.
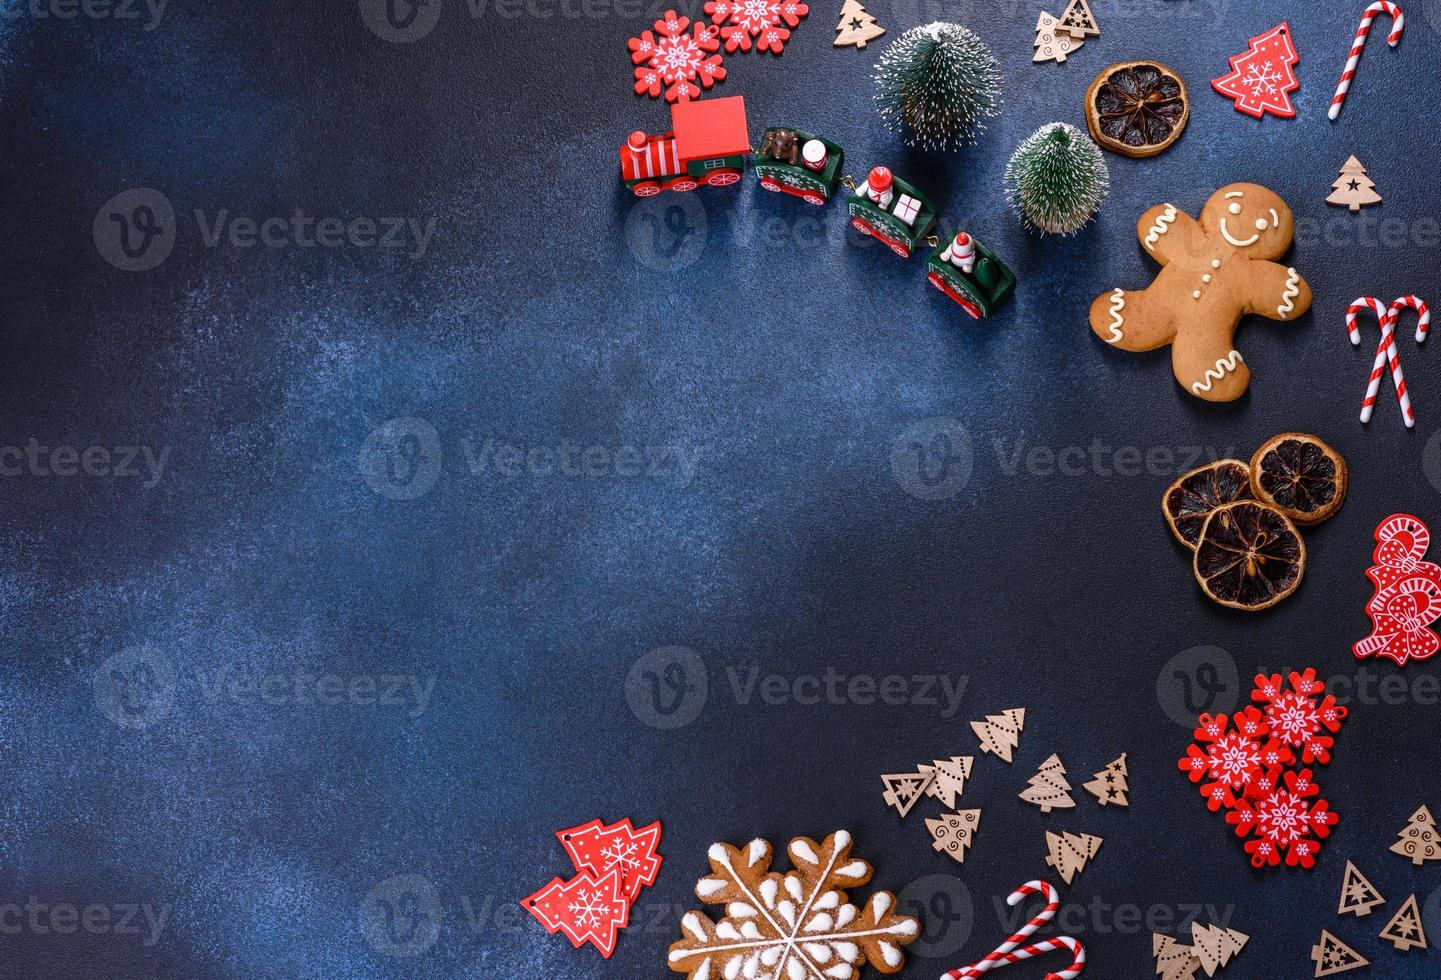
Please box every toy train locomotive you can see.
[618,95,1016,318]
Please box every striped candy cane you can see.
[1330,1,1405,120]
[1389,295,1430,343]
[1349,297,1412,426]
[942,881,1085,980]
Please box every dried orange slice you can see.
[1162,459,1253,550]
[1194,501,1306,611]
[1086,61,1189,158]
[1249,433,1348,526]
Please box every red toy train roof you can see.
[671,96,749,162]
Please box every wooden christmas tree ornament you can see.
[923,756,974,808]
[971,707,1026,762]
[1337,860,1385,916]
[1033,11,1084,63]
[1391,804,1441,865]
[1327,156,1383,212]
[1311,929,1369,976]
[1191,922,1248,977]
[1152,934,1202,980]
[1044,830,1101,885]
[881,769,935,818]
[833,0,884,48]
[1057,0,1099,38]
[926,809,981,864]
[1083,753,1129,806]
[1379,894,1427,951]
[1020,753,1077,812]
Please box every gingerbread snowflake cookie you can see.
[1089,182,1312,403]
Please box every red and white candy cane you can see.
[941,880,1085,980]
[1390,295,1430,344]
[1329,1,1404,121]
[1349,296,1412,427]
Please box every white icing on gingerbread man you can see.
[1089,183,1312,403]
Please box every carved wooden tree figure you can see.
[881,770,934,818]
[925,809,981,864]
[1191,922,1248,976]
[1044,830,1101,885]
[971,707,1025,762]
[1391,805,1441,865]
[1020,754,1076,812]
[923,756,974,808]
[1153,935,1201,980]
[1337,860,1385,916]
[1084,753,1129,806]
[1311,929,1368,976]
[833,0,885,49]
[1056,0,1099,38]
[1379,894,1427,952]
[1326,156,1382,213]
[1032,11,1084,64]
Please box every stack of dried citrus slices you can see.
[1162,433,1348,611]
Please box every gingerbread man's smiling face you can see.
[1199,183,1295,260]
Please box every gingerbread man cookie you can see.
[1089,183,1311,402]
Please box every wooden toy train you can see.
[618,95,1015,318]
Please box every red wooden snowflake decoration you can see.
[704,0,809,55]
[1251,670,1348,765]
[1177,708,1290,812]
[1225,768,1338,869]
[629,11,727,103]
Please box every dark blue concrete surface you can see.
[2,0,1441,976]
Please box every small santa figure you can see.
[856,165,894,209]
[801,139,828,172]
[940,231,976,273]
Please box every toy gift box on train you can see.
[618,95,1016,319]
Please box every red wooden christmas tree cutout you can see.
[1212,22,1300,119]
[1337,859,1385,916]
[523,866,631,957]
[1379,893,1427,951]
[1311,929,1368,976]
[557,818,664,903]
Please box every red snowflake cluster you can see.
[704,0,809,55]
[629,11,727,104]
[1178,669,1347,869]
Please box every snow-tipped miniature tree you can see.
[874,22,1002,150]
[1004,122,1110,235]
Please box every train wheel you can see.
[760,178,782,193]
[890,241,911,258]
[669,178,698,192]
[803,193,826,206]
[633,182,661,197]
[706,169,741,186]
[851,217,872,237]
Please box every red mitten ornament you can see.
[522,866,631,957]
[557,818,664,903]
[1212,22,1301,119]
[1355,514,1441,665]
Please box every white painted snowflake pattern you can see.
[668,830,918,980]
[567,888,614,930]
[601,840,641,874]
[1241,60,1283,96]
[704,0,808,54]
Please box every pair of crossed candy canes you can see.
[941,880,1084,980]
[1349,296,1429,427]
